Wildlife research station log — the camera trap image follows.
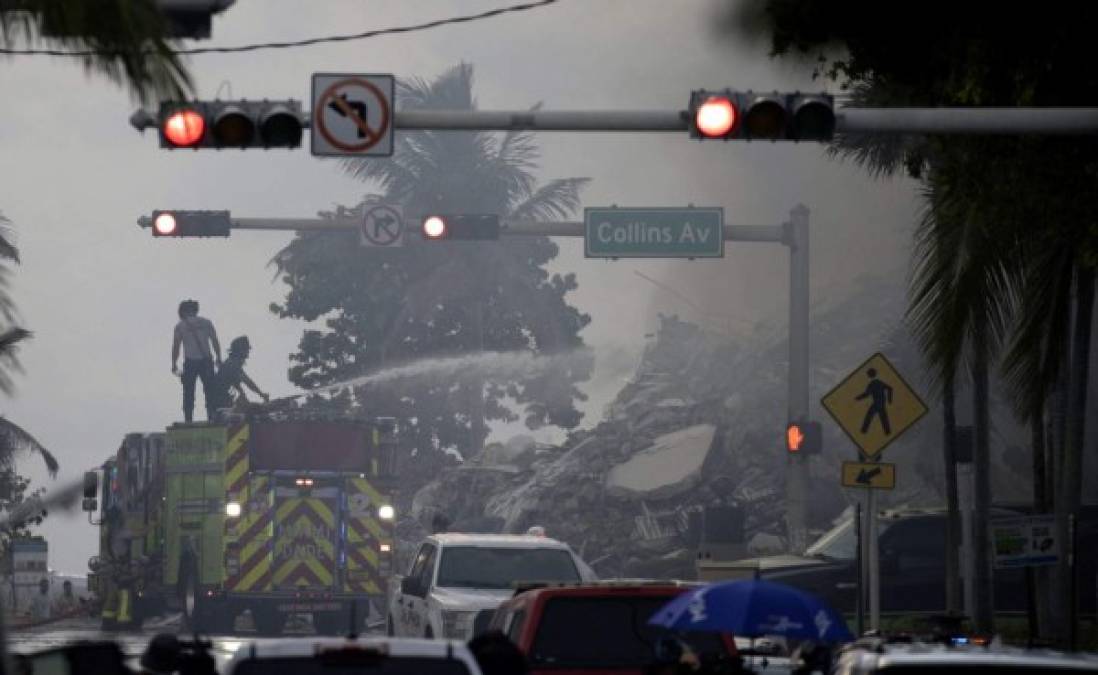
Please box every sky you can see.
[0,0,919,573]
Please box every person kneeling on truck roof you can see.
[210,336,269,419]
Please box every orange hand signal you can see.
[787,424,805,452]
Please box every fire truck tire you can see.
[253,607,284,636]
[180,564,200,630]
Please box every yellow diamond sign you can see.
[821,352,928,459]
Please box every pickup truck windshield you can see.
[530,596,729,667]
[805,518,892,561]
[436,547,580,589]
[234,657,471,675]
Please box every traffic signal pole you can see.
[787,206,810,553]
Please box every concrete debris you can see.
[605,425,717,500]
[405,276,1033,579]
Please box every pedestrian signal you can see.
[786,421,822,455]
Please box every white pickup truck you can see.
[388,533,596,641]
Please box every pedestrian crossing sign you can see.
[821,352,928,459]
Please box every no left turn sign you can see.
[311,73,394,157]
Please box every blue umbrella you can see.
[648,579,853,643]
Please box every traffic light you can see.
[786,421,822,455]
[158,100,305,149]
[690,90,835,141]
[156,0,236,39]
[147,210,231,237]
[420,214,501,241]
[37,1,235,40]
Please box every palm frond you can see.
[829,81,929,178]
[0,327,30,395]
[1001,244,1075,420]
[0,212,21,263]
[0,417,58,477]
[508,178,590,221]
[0,0,192,103]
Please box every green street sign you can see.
[584,207,724,258]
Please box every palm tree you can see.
[0,214,58,478]
[1,0,191,102]
[345,64,589,450]
[0,2,192,480]
[273,63,591,457]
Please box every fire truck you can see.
[87,413,397,635]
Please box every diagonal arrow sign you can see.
[856,466,883,485]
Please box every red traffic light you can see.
[162,108,206,148]
[787,423,806,453]
[422,216,448,240]
[148,210,231,237]
[153,212,178,236]
[695,96,738,138]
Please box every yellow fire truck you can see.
[88,414,396,635]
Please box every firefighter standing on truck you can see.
[171,299,222,423]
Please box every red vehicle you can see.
[487,583,739,675]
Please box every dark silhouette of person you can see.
[468,631,528,675]
[856,367,893,434]
[210,336,269,420]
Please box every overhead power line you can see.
[0,0,559,57]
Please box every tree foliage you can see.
[1,0,191,102]
[725,0,1098,636]
[271,65,593,472]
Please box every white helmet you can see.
[526,525,546,537]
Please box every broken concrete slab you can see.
[605,424,717,500]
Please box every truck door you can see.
[398,543,435,636]
[879,516,945,612]
[273,480,339,591]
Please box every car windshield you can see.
[233,657,472,675]
[436,546,580,589]
[805,518,893,561]
[530,596,730,668]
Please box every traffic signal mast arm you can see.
[137,214,786,241]
[132,104,1098,140]
[394,107,1098,135]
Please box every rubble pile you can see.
[404,275,1031,579]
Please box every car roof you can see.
[225,637,479,667]
[429,533,573,550]
[227,640,472,658]
[844,643,1098,671]
[500,580,698,610]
